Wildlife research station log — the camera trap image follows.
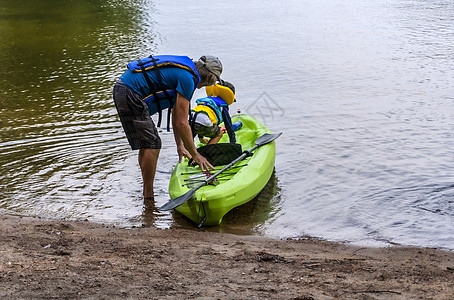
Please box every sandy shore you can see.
[1,215,453,299]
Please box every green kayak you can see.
[168,114,278,226]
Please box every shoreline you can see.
[1,215,453,299]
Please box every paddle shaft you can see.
[159,132,281,211]
[159,148,254,211]
[193,145,258,190]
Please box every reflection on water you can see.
[1,0,454,250]
[0,0,158,220]
[140,171,282,234]
[214,171,282,235]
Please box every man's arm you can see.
[172,92,214,171]
[172,107,190,162]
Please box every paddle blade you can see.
[159,188,196,211]
[255,132,282,147]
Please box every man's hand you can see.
[177,146,191,163]
[192,153,215,172]
[172,92,214,171]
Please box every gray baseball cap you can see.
[198,55,223,80]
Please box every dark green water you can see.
[0,0,160,222]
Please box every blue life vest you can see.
[127,55,201,130]
[194,96,229,124]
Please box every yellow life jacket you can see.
[205,84,235,105]
[193,105,219,124]
[192,84,235,125]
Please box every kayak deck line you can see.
[181,171,241,181]
[183,174,234,182]
[179,164,248,175]
[182,178,231,187]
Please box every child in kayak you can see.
[189,81,239,145]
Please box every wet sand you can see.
[1,215,453,299]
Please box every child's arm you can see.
[199,137,209,144]
[207,131,224,145]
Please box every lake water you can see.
[1,0,453,249]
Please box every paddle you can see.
[159,132,282,211]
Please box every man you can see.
[113,55,222,199]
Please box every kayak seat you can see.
[194,143,243,166]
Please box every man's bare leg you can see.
[138,148,160,199]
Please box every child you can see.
[189,81,237,145]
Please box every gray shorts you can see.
[193,122,220,139]
[113,81,161,150]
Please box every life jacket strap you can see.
[139,55,175,131]
[166,107,172,132]
[189,111,200,139]
[138,57,163,127]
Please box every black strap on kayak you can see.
[196,200,207,228]
[221,107,236,143]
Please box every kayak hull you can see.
[168,114,276,226]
